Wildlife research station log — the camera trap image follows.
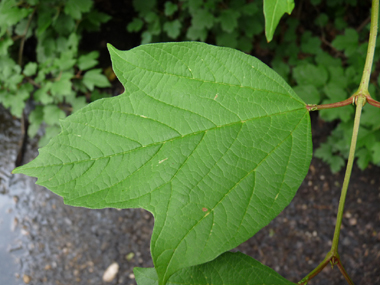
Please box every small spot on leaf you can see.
[159,158,168,164]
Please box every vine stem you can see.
[332,0,378,253]
[330,95,365,255]
[357,0,379,96]
[18,8,36,67]
[300,1,379,283]
[299,96,365,285]
[307,0,379,113]
[337,259,355,285]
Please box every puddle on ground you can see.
[0,106,25,284]
[1,105,154,284]
[0,193,22,285]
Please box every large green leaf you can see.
[135,251,296,285]
[263,0,295,42]
[13,42,312,284]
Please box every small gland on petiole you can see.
[352,95,367,106]
[306,104,318,111]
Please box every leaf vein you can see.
[20,110,304,170]
[111,47,301,103]
[66,144,165,204]
[165,113,306,272]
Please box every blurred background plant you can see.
[0,0,111,146]
[1,0,379,171]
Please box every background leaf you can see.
[78,51,99,70]
[163,20,181,39]
[293,85,320,104]
[23,62,38,76]
[219,9,240,33]
[128,18,144,33]
[14,42,312,284]
[134,251,296,285]
[332,28,359,56]
[293,63,328,87]
[64,0,93,20]
[83,69,111,90]
[42,104,66,126]
[191,9,214,30]
[164,1,178,17]
[263,0,295,42]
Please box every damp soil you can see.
[1,103,380,285]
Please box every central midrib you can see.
[21,107,307,170]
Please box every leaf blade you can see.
[14,42,312,284]
[135,251,296,285]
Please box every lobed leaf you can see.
[331,28,359,57]
[293,85,320,105]
[78,51,100,71]
[163,20,182,39]
[128,18,144,33]
[219,9,240,33]
[293,63,328,88]
[134,251,296,285]
[13,42,312,284]
[192,9,214,30]
[23,62,38,76]
[164,2,178,17]
[82,69,111,90]
[64,0,92,20]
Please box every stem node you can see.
[299,0,378,284]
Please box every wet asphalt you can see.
[1,105,154,284]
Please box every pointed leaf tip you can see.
[106,43,116,52]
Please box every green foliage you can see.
[11,1,380,284]
[293,64,328,87]
[134,252,296,285]
[163,20,182,39]
[332,28,359,56]
[0,0,111,145]
[125,0,379,172]
[308,15,379,172]
[127,0,264,51]
[14,42,312,285]
[293,85,320,104]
